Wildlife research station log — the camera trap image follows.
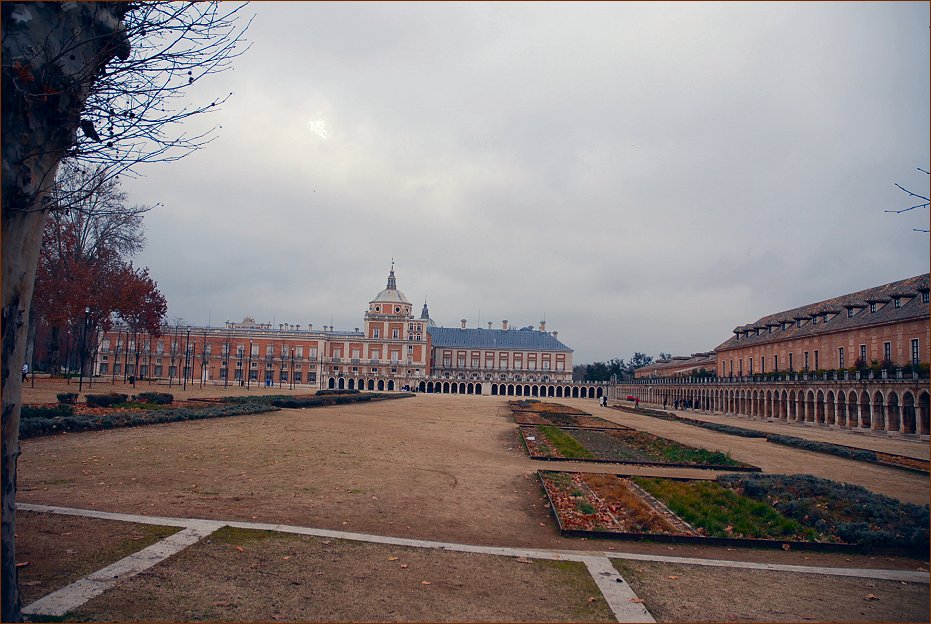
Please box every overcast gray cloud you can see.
[126,1,930,363]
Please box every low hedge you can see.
[134,392,174,405]
[316,389,361,396]
[19,402,279,439]
[56,393,78,405]
[86,393,128,408]
[718,473,930,552]
[21,404,74,419]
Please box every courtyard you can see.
[13,382,931,622]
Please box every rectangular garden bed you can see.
[512,411,630,430]
[509,400,588,415]
[538,471,929,554]
[520,425,759,471]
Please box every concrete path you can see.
[19,503,928,622]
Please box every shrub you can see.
[135,392,174,405]
[21,404,73,419]
[316,389,360,395]
[56,393,78,405]
[86,393,128,408]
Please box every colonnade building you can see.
[93,266,582,395]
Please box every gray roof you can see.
[428,327,572,351]
[715,273,930,352]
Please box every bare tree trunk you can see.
[2,4,130,618]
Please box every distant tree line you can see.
[573,352,667,382]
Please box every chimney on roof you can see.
[296,324,300,331]
[539,320,546,332]
[552,331,558,339]
[502,320,509,330]
[355,327,359,333]
[308,323,313,331]
[461,318,467,329]
[487,322,492,330]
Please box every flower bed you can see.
[512,411,629,430]
[539,471,930,553]
[520,426,758,470]
[509,400,588,415]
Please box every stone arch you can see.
[442,381,450,393]
[596,387,604,398]
[918,391,930,436]
[378,379,385,391]
[887,391,900,433]
[872,390,885,431]
[467,382,474,395]
[328,377,336,389]
[847,390,858,427]
[427,381,434,393]
[588,387,596,399]
[419,381,426,392]
[779,390,788,420]
[347,378,355,390]
[556,386,564,398]
[816,390,825,424]
[475,383,482,394]
[460,382,467,394]
[491,383,498,396]
[368,379,375,391]
[507,384,515,396]
[531,385,539,397]
[835,391,846,427]
[572,387,579,398]
[826,390,835,425]
[548,386,555,397]
[859,390,871,429]
[902,391,916,434]
[803,390,814,423]
[788,390,797,421]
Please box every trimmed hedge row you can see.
[134,392,174,405]
[86,393,129,407]
[19,402,279,439]
[718,473,930,551]
[223,391,413,409]
[22,404,74,419]
[57,393,78,405]
[316,389,360,396]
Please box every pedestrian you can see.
[635,398,639,409]
[663,397,668,411]
[673,399,679,410]
[21,363,28,383]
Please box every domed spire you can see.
[387,259,396,290]
[421,300,430,319]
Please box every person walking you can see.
[21,363,28,383]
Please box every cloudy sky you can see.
[125,2,930,364]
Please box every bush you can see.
[56,393,78,405]
[316,389,360,395]
[135,392,174,405]
[21,404,73,419]
[86,393,128,408]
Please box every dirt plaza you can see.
[13,382,931,621]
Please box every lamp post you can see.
[247,341,253,390]
[183,326,191,391]
[190,340,196,388]
[290,348,295,390]
[78,306,90,392]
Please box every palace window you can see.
[923,291,930,304]
[912,339,920,365]
[373,328,380,338]
[870,302,877,313]
[847,308,855,318]
[788,353,794,371]
[392,328,399,339]
[803,351,809,370]
[894,297,901,308]
[860,344,866,363]
[883,342,891,362]
[814,350,819,369]
[838,347,844,368]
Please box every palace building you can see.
[93,265,576,394]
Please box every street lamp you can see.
[78,306,90,392]
[183,326,191,391]
[290,348,295,390]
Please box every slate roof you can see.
[427,326,572,351]
[637,352,717,375]
[715,273,930,352]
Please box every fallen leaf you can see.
[865,594,879,601]
[15,562,29,568]
[421,581,431,585]
[587,596,598,603]
[282,556,291,560]
[322,541,331,545]
[400,564,409,569]
[235,546,244,552]
[666,575,679,580]
[516,557,533,564]
[629,598,644,603]
[388,556,399,561]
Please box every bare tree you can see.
[2,4,249,618]
[886,167,930,233]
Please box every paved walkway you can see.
[19,503,928,623]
